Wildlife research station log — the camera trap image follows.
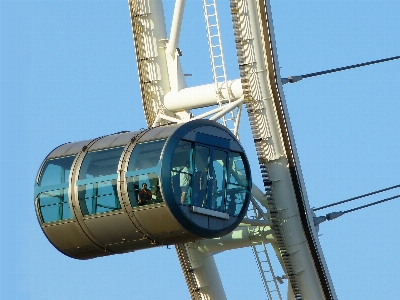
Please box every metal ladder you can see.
[229,0,303,297]
[252,241,283,300]
[247,201,283,300]
[202,0,239,135]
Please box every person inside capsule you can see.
[138,183,152,206]
[151,179,163,204]
[180,161,191,204]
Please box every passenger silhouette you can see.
[138,183,152,206]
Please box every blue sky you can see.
[1,0,399,299]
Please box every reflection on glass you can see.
[192,146,209,207]
[126,140,165,208]
[171,141,193,205]
[171,142,250,216]
[128,140,165,171]
[78,180,119,215]
[211,149,227,211]
[79,147,123,180]
[39,189,72,223]
[37,156,75,223]
[127,173,163,207]
[39,156,75,187]
[77,147,123,216]
[167,138,251,216]
[226,152,249,216]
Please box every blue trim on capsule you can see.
[160,119,252,239]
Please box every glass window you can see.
[192,146,229,213]
[192,145,209,208]
[77,147,124,216]
[226,152,250,216]
[39,189,72,223]
[39,156,75,187]
[79,147,123,180]
[210,149,228,212]
[128,140,165,172]
[171,141,193,205]
[37,156,75,223]
[127,173,163,207]
[126,140,165,208]
[169,140,250,217]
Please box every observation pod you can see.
[34,120,252,259]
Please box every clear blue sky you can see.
[1,1,399,299]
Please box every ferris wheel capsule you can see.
[34,119,252,259]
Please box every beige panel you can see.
[64,245,110,260]
[88,134,121,151]
[137,125,179,142]
[47,143,75,159]
[134,205,184,235]
[83,211,144,246]
[64,140,93,156]
[109,131,142,148]
[46,139,91,159]
[42,221,106,259]
[106,237,155,253]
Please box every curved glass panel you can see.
[226,152,250,216]
[39,190,72,223]
[128,140,165,172]
[210,149,228,212]
[126,140,166,208]
[77,147,124,216]
[171,140,250,216]
[127,173,163,207]
[192,145,209,207]
[36,156,75,223]
[171,140,193,205]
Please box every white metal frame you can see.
[128,0,337,299]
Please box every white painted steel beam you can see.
[164,79,243,111]
[166,0,186,57]
[209,97,244,121]
[165,0,187,93]
[229,0,337,298]
[185,247,227,300]
[130,0,338,299]
[194,226,274,255]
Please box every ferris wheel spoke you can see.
[129,0,336,299]
[229,0,337,298]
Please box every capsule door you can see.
[192,144,228,213]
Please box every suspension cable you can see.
[302,55,400,79]
[314,193,400,226]
[313,184,400,211]
[282,55,400,84]
[342,194,400,214]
